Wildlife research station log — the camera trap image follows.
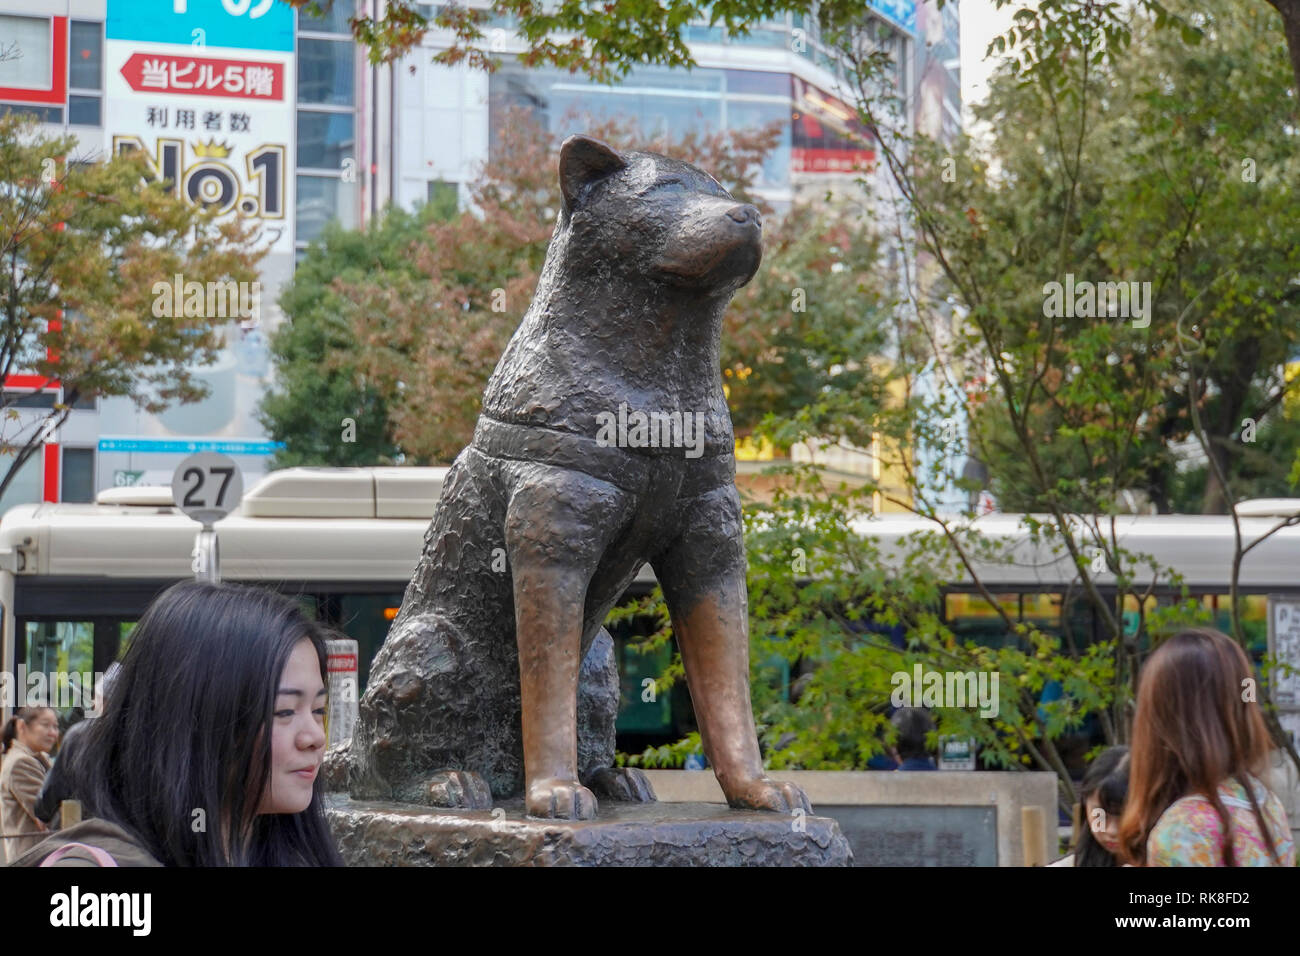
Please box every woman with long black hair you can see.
[11,581,343,867]
[1049,746,1130,866]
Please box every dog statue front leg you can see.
[653,485,812,815]
[512,561,598,820]
[504,471,625,821]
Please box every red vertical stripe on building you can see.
[43,444,59,502]
[43,310,63,501]
[47,313,61,366]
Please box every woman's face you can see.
[18,709,59,754]
[1085,793,1120,854]
[257,639,327,815]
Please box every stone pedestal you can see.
[325,795,853,867]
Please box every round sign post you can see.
[171,453,244,584]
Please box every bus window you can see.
[25,621,94,676]
[116,621,138,662]
[1022,593,1064,628]
[1242,595,1268,658]
[607,608,692,751]
[1059,594,1099,648]
[616,637,673,735]
[335,593,404,692]
[944,591,1112,649]
[944,592,1022,647]
[1197,594,1268,659]
[296,595,320,621]
[23,621,95,711]
[1120,593,1158,643]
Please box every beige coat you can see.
[1,741,51,864]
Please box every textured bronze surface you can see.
[344,135,812,821]
[326,796,851,867]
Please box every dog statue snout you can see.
[727,204,761,227]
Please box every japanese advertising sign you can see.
[791,77,874,175]
[105,0,295,256]
[94,0,295,488]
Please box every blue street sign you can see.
[98,437,285,455]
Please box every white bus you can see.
[0,467,663,729]
[1,466,1298,747]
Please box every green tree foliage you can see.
[0,115,263,499]
[621,0,1300,804]
[724,197,890,437]
[258,201,455,467]
[936,3,1300,515]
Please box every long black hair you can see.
[1075,745,1130,867]
[69,581,343,866]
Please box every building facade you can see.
[382,2,913,218]
[0,0,953,511]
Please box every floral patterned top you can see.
[1148,776,1296,867]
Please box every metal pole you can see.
[192,523,221,583]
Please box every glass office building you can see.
[390,4,917,214]
[296,3,360,248]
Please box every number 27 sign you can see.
[172,452,244,526]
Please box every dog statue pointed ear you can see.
[559,135,626,217]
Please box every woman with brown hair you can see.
[1118,627,1295,867]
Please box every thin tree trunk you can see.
[1200,439,1230,514]
[1267,0,1300,100]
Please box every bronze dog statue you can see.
[346,134,812,821]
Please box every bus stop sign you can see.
[172,453,244,584]
[172,452,244,526]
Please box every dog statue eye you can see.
[642,179,687,196]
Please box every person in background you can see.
[1118,628,1295,867]
[35,663,122,828]
[11,581,343,867]
[866,749,899,771]
[0,706,59,863]
[891,708,937,771]
[864,708,899,770]
[1049,745,1130,866]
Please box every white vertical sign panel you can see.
[1269,596,1300,709]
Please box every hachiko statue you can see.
[346,134,812,821]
